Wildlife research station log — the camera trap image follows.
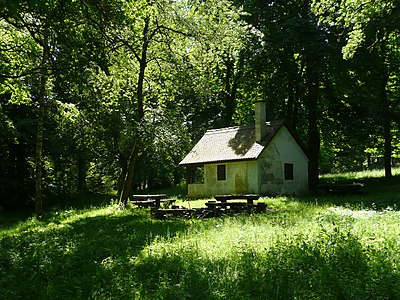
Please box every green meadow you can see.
[1,170,400,299]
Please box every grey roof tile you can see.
[179,120,285,165]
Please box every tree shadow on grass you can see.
[46,193,115,211]
[0,210,190,299]
[312,174,400,210]
[2,207,399,299]
[0,193,115,228]
[130,226,400,299]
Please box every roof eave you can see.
[179,157,257,167]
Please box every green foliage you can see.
[1,0,400,209]
[0,0,249,207]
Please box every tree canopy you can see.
[1,0,399,211]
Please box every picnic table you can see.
[148,194,268,219]
[205,194,265,214]
[205,201,251,209]
[131,194,176,208]
[213,194,260,204]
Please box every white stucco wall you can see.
[258,126,309,195]
[187,125,309,198]
[187,160,258,198]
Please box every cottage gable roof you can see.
[179,120,289,166]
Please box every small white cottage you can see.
[179,102,309,198]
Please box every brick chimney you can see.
[255,101,267,144]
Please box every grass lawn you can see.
[1,170,400,299]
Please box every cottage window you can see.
[284,163,294,180]
[217,164,226,181]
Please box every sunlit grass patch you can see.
[320,167,400,182]
[0,202,128,237]
[130,204,400,299]
[2,175,400,299]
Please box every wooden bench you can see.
[205,201,251,209]
[205,194,267,214]
[131,199,176,208]
[214,194,260,205]
[131,194,175,208]
[206,201,267,210]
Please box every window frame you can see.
[217,164,226,181]
[284,163,294,180]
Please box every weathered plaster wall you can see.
[187,125,309,198]
[259,126,309,195]
[188,161,258,198]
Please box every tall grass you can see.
[320,166,400,182]
[135,205,400,299]
[1,170,400,299]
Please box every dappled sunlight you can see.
[321,167,400,181]
[0,204,191,299]
[139,206,327,263]
[0,203,126,237]
[130,207,400,299]
[2,192,400,298]
[326,206,381,219]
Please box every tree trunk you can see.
[35,95,45,215]
[77,155,87,193]
[35,36,50,215]
[119,18,149,206]
[384,120,392,178]
[220,51,243,128]
[222,55,236,127]
[119,145,140,206]
[306,62,320,190]
[117,153,127,197]
[380,42,392,178]
[287,59,304,130]
[286,70,295,124]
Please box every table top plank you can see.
[205,201,252,207]
[214,194,260,201]
[132,194,168,201]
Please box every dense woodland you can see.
[0,0,399,213]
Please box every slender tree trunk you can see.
[286,69,299,128]
[119,18,149,206]
[223,56,235,127]
[35,95,45,214]
[117,153,127,197]
[15,143,25,208]
[77,155,87,193]
[306,62,320,190]
[287,58,304,129]
[119,145,140,206]
[221,53,242,127]
[384,120,392,178]
[136,18,149,121]
[287,71,295,123]
[380,41,392,178]
[35,36,50,215]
